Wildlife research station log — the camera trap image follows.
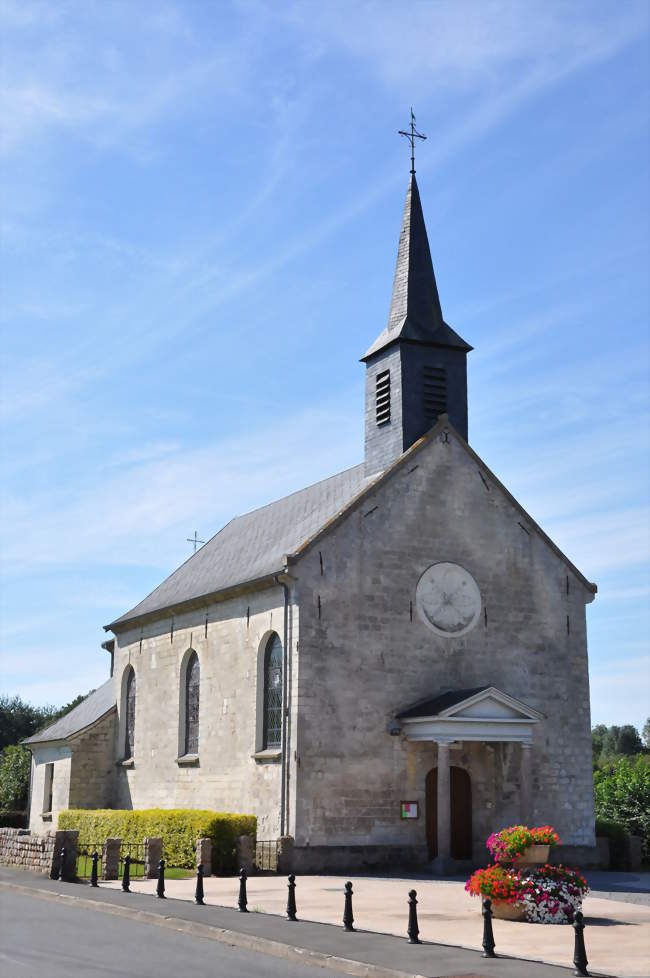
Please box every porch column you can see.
[520,743,532,824]
[433,741,451,871]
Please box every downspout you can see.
[274,574,290,837]
[26,747,33,828]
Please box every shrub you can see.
[486,825,560,862]
[0,745,31,810]
[595,816,630,870]
[594,755,650,860]
[58,808,256,873]
[0,810,27,828]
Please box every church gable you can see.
[290,415,596,600]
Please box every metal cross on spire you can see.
[398,108,427,175]
[186,530,205,554]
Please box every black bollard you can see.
[286,874,297,921]
[407,889,421,944]
[90,851,99,887]
[122,853,131,893]
[572,910,589,976]
[58,847,66,882]
[195,864,205,906]
[481,898,496,958]
[343,881,355,932]
[238,868,248,912]
[156,858,166,899]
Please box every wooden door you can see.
[425,766,472,860]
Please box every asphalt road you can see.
[0,889,349,978]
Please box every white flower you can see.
[521,877,583,924]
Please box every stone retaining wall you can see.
[0,827,78,877]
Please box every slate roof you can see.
[363,174,472,360]
[106,414,596,633]
[108,463,373,630]
[397,687,489,719]
[23,680,116,745]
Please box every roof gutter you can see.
[105,573,282,634]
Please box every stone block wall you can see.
[112,583,296,840]
[291,429,596,861]
[69,710,116,810]
[0,828,78,878]
[28,748,72,835]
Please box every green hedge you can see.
[595,817,629,870]
[0,810,27,828]
[58,808,256,873]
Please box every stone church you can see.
[26,166,598,872]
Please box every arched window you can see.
[263,633,283,749]
[124,667,136,759]
[184,651,200,755]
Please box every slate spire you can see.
[362,175,471,360]
[386,173,444,336]
[362,173,472,476]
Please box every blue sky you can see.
[1,1,648,728]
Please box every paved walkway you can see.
[0,867,595,978]
[98,871,650,978]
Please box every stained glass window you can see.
[263,633,282,749]
[125,668,136,759]
[185,652,200,755]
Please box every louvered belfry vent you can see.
[375,370,391,425]
[423,365,447,420]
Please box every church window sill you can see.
[41,812,52,821]
[176,754,200,767]
[252,748,281,763]
[118,757,135,768]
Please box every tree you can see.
[592,722,644,766]
[0,745,31,810]
[592,724,608,761]
[616,725,644,756]
[0,696,57,751]
[0,691,94,812]
[0,691,93,751]
[594,755,650,859]
[643,718,650,750]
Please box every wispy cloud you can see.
[0,3,250,157]
[290,0,648,90]
[1,400,362,577]
[0,0,647,726]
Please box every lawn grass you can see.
[76,857,194,881]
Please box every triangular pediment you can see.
[397,686,543,722]
[442,687,544,722]
[397,686,544,744]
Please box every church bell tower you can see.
[362,170,472,477]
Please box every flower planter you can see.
[515,844,550,866]
[491,901,527,921]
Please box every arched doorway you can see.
[425,766,472,860]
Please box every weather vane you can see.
[398,108,426,175]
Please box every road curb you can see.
[0,880,426,978]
